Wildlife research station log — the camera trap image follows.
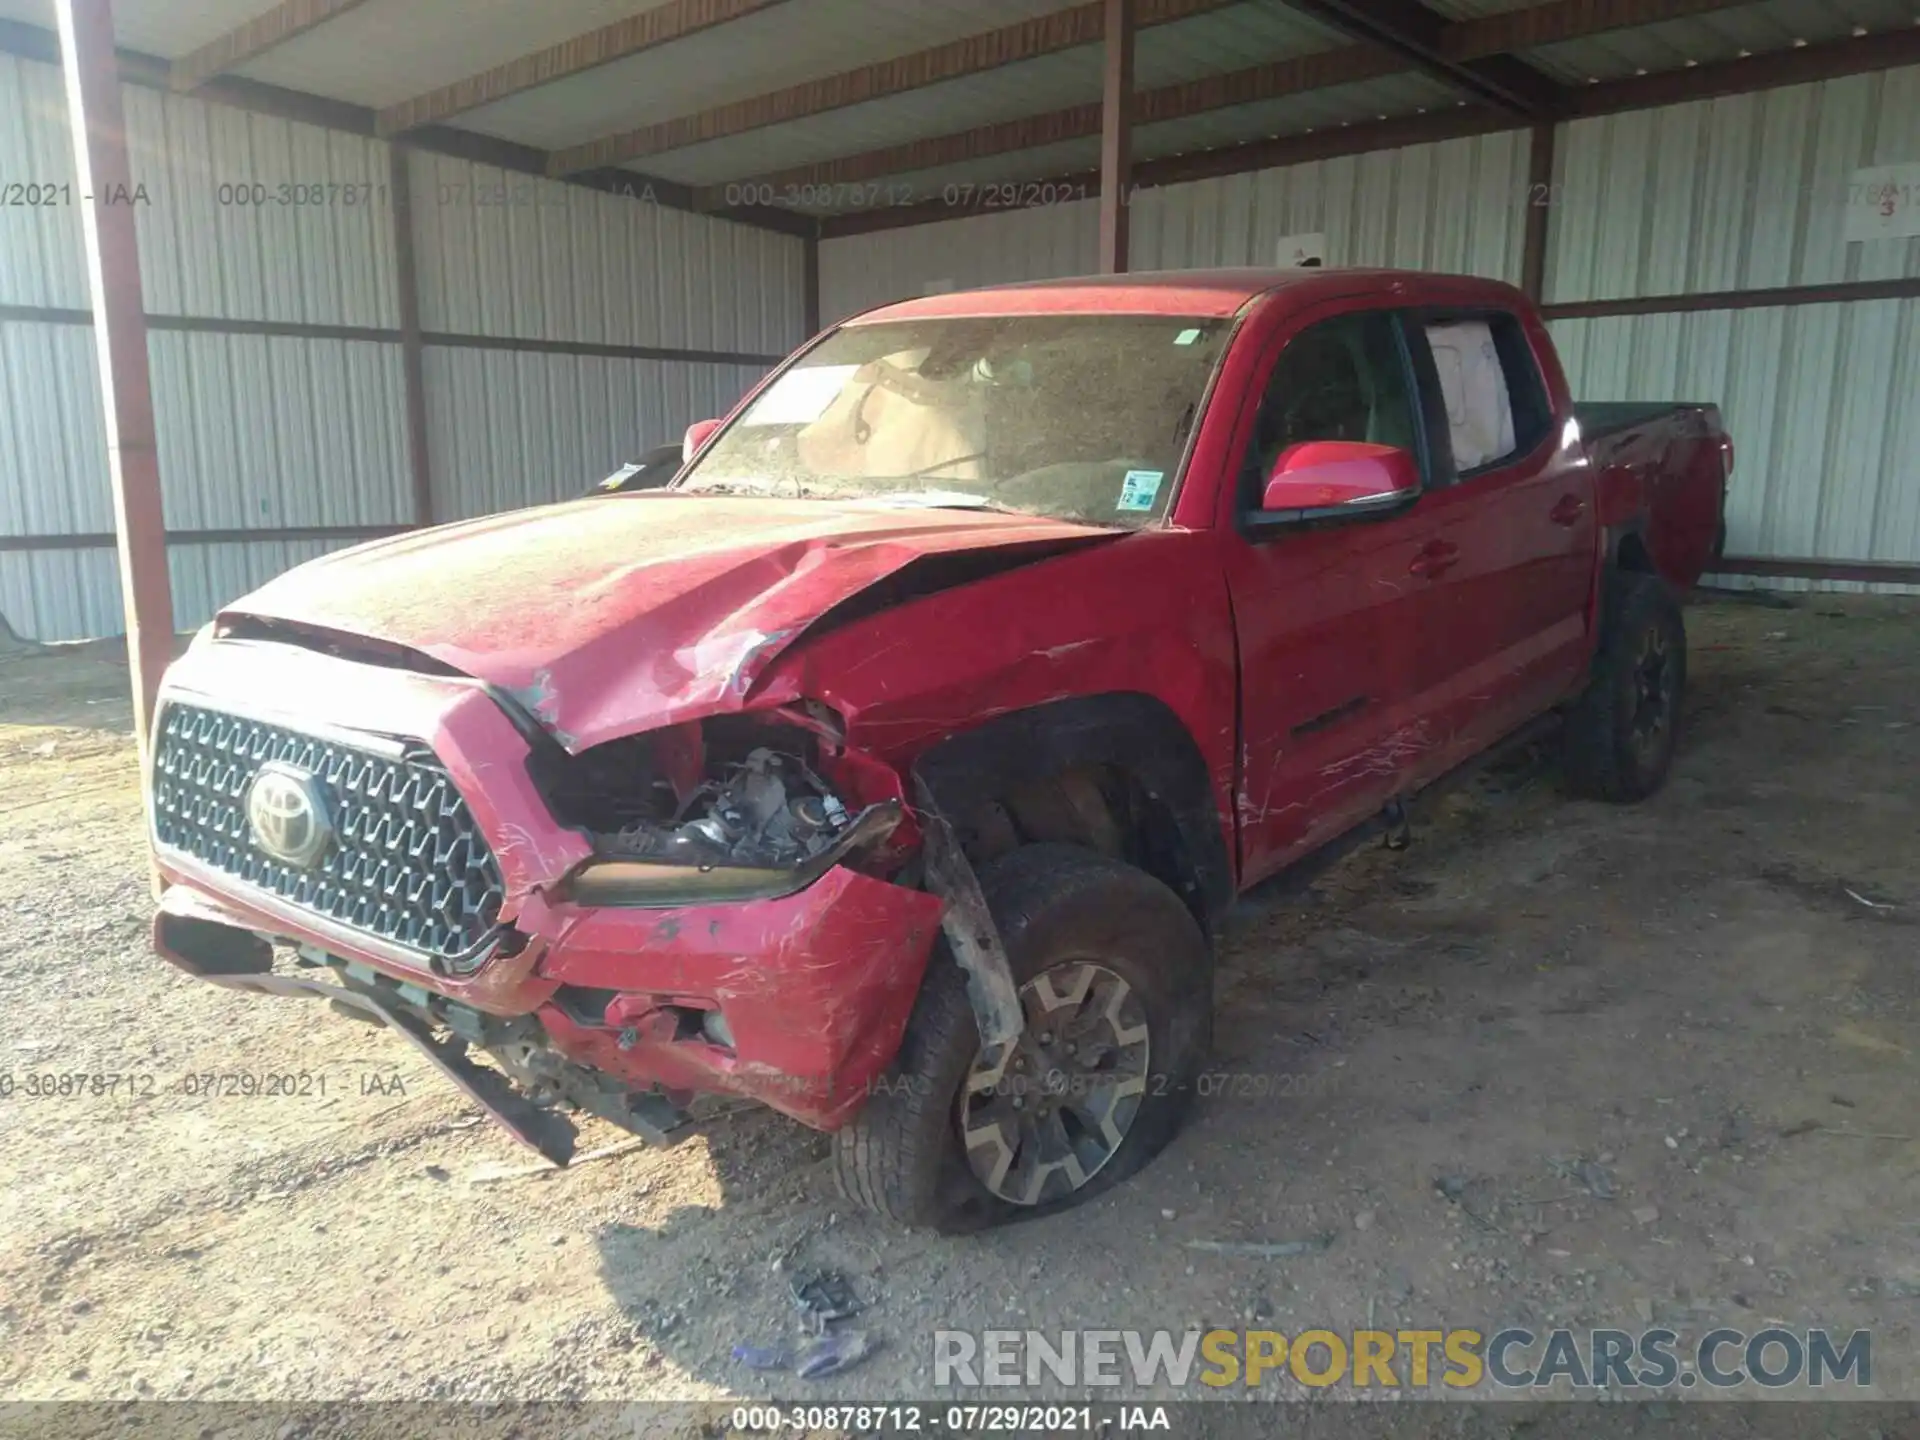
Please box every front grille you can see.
[153,702,506,965]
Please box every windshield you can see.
[676,314,1231,526]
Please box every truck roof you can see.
[848,267,1520,323]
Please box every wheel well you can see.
[1614,530,1654,573]
[910,693,1232,928]
[952,763,1209,927]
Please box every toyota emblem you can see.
[245,762,333,869]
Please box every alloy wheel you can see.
[958,960,1152,1206]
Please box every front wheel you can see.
[833,844,1211,1232]
[1562,571,1688,803]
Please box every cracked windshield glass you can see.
[677,314,1230,525]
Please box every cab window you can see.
[1411,310,1552,480]
[1240,311,1419,509]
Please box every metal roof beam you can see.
[1566,23,1920,116]
[0,17,814,239]
[815,15,1920,236]
[169,0,376,92]
[706,0,1722,207]
[376,0,797,138]
[695,43,1404,209]
[1277,0,1565,117]
[817,104,1512,236]
[1098,0,1135,273]
[546,0,1237,176]
[1445,0,1753,59]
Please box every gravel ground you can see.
[1,594,1916,1411]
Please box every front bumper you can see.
[150,637,945,1140]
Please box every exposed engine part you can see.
[598,746,854,869]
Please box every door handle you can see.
[1409,540,1460,579]
[1550,494,1588,526]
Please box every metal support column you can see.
[389,144,434,527]
[1520,121,1556,302]
[1098,0,1134,274]
[55,0,174,771]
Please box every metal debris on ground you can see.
[1183,1235,1334,1259]
[733,1271,878,1380]
[1844,887,1896,911]
[790,1270,862,1333]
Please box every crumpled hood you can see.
[228,494,1115,751]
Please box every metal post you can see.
[1098,0,1134,274]
[1520,121,1556,302]
[55,0,175,771]
[389,144,433,527]
[802,224,822,338]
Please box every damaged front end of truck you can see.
[148,499,1096,1168]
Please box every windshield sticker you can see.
[1117,469,1164,512]
[1174,327,1202,346]
[598,462,645,491]
[741,364,859,425]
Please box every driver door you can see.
[1223,305,1454,885]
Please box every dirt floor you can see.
[1,593,1916,1410]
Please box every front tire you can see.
[833,844,1211,1232]
[1562,571,1688,802]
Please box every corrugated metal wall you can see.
[0,53,406,641]
[424,349,772,520]
[406,154,794,522]
[408,153,802,356]
[819,129,1534,320]
[0,57,802,642]
[1553,303,1920,583]
[1545,63,1920,588]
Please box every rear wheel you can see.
[1562,571,1687,802]
[833,844,1210,1232]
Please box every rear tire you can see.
[1562,571,1687,803]
[833,844,1211,1232]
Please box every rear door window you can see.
[1415,311,1551,480]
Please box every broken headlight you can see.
[563,744,903,908]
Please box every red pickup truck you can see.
[150,268,1730,1232]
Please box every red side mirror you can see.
[683,418,723,461]
[1260,441,1420,513]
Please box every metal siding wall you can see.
[1132,130,1532,279]
[0,55,88,309]
[0,537,372,645]
[0,56,410,642]
[818,131,1533,320]
[149,332,411,530]
[1548,63,1920,587]
[165,537,360,627]
[0,550,123,641]
[121,86,398,326]
[424,348,772,522]
[819,199,1102,321]
[1551,299,1920,590]
[0,320,110,535]
[1548,66,1920,303]
[408,153,806,352]
[0,314,120,639]
[0,57,799,642]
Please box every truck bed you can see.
[1575,401,1729,589]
